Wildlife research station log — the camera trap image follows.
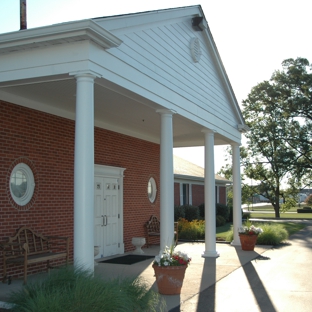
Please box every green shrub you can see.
[216,215,226,227]
[198,203,231,221]
[174,205,185,221]
[228,205,233,222]
[178,218,205,240]
[198,203,205,219]
[226,222,289,246]
[280,198,297,212]
[305,194,312,206]
[228,205,244,222]
[190,219,205,239]
[9,266,165,312]
[256,224,288,245]
[183,205,200,222]
[216,203,230,221]
[225,226,234,242]
[178,219,198,240]
[242,211,251,219]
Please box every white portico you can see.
[0,5,247,273]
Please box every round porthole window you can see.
[10,163,35,206]
[147,177,157,203]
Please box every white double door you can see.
[94,176,120,258]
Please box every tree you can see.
[219,59,312,218]
[242,81,299,217]
[218,146,260,210]
[272,58,312,183]
[305,194,312,207]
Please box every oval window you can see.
[10,163,35,206]
[147,177,157,203]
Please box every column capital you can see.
[201,128,217,134]
[231,142,241,147]
[156,108,176,115]
[69,70,102,79]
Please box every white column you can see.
[189,184,193,205]
[232,143,242,245]
[74,73,96,272]
[202,129,219,257]
[179,183,183,206]
[216,186,220,203]
[157,109,175,251]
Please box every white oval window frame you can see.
[148,177,157,203]
[10,163,35,206]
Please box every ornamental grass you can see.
[8,266,165,312]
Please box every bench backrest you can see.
[7,226,49,255]
[146,215,160,232]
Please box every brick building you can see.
[0,5,247,280]
[174,155,229,207]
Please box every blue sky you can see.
[0,0,311,170]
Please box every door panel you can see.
[94,177,104,258]
[94,177,119,258]
[103,180,119,256]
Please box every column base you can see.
[201,250,220,258]
[230,239,241,247]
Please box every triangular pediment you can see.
[93,6,246,144]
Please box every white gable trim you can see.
[0,20,122,54]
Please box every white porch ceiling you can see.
[0,75,231,147]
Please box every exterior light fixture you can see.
[192,16,207,31]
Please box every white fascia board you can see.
[238,124,251,133]
[0,20,122,54]
[174,174,229,186]
[204,30,244,124]
[94,5,200,33]
[174,174,204,184]
[198,8,246,127]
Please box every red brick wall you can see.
[192,184,205,206]
[219,186,227,205]
[94,128,160,251]
[0,100,160,279]
[174,183,227,207]
[174,183,180,206]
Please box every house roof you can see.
[0,5,247,147]
[173,155,230,184]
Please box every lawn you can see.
[247,212,312,219]
[243,203,312,219]
[216,221,306,240]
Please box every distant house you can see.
[174,155,230,206]
[253,194,270,203]
[300,189,312,197]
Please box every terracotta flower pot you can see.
[239,234,258,251]
[152,264,187,295]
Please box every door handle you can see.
[101,215,104,227]
[104,215,107,226]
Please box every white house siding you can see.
[94,7,242,144]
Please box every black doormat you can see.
[99,255,154,265]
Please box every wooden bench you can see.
[0,226,70,284]
[145,215,178,248]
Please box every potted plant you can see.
[152,244,191,295]
[238,222,263,251]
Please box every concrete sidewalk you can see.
[1,220,311,311]
[172,220,312,312]
[0,242,271,310]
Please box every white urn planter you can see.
[131,237,146,254]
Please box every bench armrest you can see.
[0,242,27,249]
[1,242,28,258]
